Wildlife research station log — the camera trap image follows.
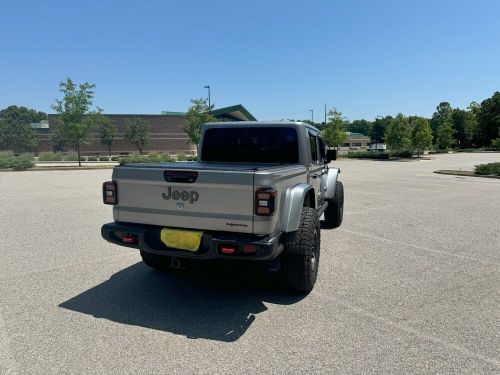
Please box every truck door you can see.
[308,131,324,208]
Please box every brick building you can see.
[37,104,256,155]
[339,132,371,151]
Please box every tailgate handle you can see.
[164,170,198,183]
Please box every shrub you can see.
[475,162,500,176]
[390,150,414,158]
[0,151,14,169]
[491,138,500,149]
[346,151,390,159]
[428,149,449,154]
[186,155,197,161]
[11,153,35,170]
[87,156,98,161]
[159,153,174,162]
[0,152,34,170]
[38,152,63,161]
[63,152,79,161]
[110,156,119,161]
[176,153,187,161]
[454,148,484,153]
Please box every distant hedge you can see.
[346,151,390,159]
[38,152,79,161]
[119,153,196,164]
[0,152,34,170]
[475,162,500,176]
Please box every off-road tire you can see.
[282,207,321,293]
[324,180,344,228]
[140,251,172,271]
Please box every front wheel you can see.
[324,181,344,228]
[281,207,321,293]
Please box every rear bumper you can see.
[101,222,284,261]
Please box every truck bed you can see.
[112,162,305,235]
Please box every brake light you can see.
[103,181,118,205]
[255,188,277,216]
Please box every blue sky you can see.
[1,0,499,121]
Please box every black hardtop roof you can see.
[203,121,321,133]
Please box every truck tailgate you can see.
[113,164,255,234]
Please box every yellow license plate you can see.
[160,228,203,252]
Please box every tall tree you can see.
[348,119,372,136]
[51,78,101,166]
[430,102,452,139]
[477,92,500,147]
[97,115,117,156]
[0,105,46,152]
[436,119,455,149]
[385,113,411,155]
[411,117,433,157]
[322,108,348,148]
[448,109,477,148]
[370,116,392,146]
[124,118,151,154]
[184,98,218,152]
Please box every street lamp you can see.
[204,85,211,114]
[310,109,314,123]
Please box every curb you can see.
[434,170,500,179]
[0,166,115,172]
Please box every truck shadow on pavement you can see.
[59,261,304,342]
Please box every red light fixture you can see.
[103,181,118,205]
[255,188,277,216]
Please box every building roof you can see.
[211,104,257,121]
[160,111,185,116]
[161,104,257,121]
[347,131,370,140]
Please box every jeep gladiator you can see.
[101,122,344,292]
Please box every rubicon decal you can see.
[162,187,199,204]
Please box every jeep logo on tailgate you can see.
[162,187,199,204]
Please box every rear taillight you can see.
[103,181,118,205]
[255,188,277,216]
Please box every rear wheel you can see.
[282,207,320,293]
[324,181,344,228]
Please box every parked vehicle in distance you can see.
[368,143,387,152]
[101,122,344,293]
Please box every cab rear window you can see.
[201,127,299,163]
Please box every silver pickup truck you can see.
[101,122,344,292]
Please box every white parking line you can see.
[0,308,19,375]
[339,228,488,264]
[315,293,500,368]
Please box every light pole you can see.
[310,109,314,123]
[324,103,327,126]
[204,85,211,114]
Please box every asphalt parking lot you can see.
[1,153,499,374]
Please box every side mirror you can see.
[325,149,337,163]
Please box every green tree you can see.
[97,115,117,156]
[448,109,477,148]
[124,118,151,154]
[385,113,411,155]
[370,116,392,145]
[51,78,101,166]
[436,119,455,149]
[0,105,46,152]
[477,92,500,147]
[322,108,348,148]
[348,119,372,136]
[411,117,433,157]
[429,102,452,139]
[51,126,67,152]
[184,98,218,152]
